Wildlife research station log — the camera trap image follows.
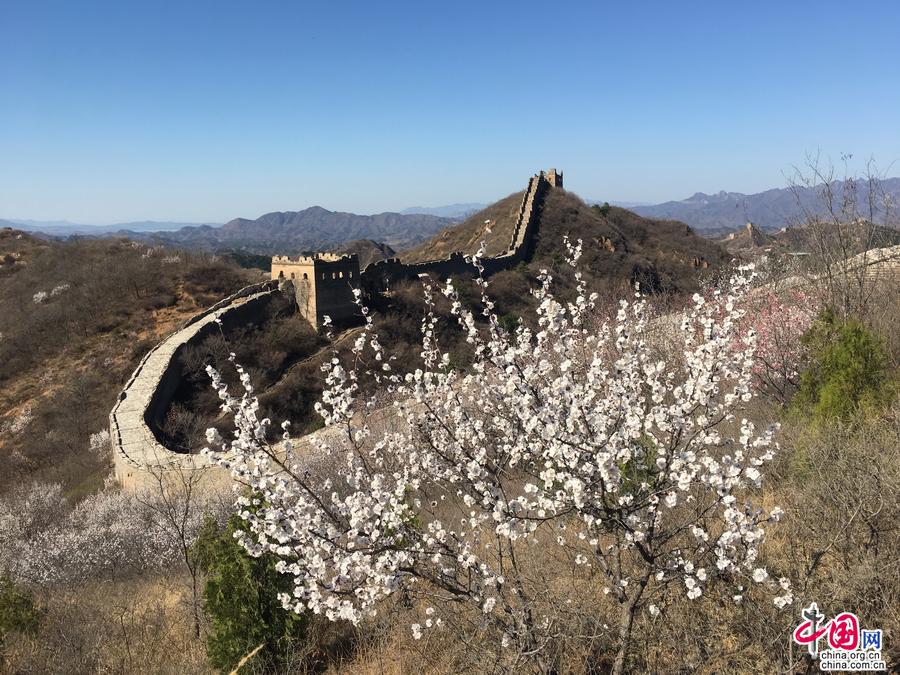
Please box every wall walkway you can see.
[110,281,280,491]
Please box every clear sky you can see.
[2,0,900,224]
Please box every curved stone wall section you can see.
[842,244,900,281]
[110,280,281,491]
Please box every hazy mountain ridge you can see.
[631,178,900,232]
[0,219,218,236]
[113,207,454,256]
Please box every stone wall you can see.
[545,168,563,188]
[361,169,558,291]
[311,255,361,326]
[842,244,900,282]
[272,257,317,324]
[114,169,561,491]
[109,280,283,492]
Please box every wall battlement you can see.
[272,252,349,265]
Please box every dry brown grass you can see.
[401,192,524,263]
[1,575,212,675]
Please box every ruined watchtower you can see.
[271,253,361,328]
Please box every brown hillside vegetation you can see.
[0,229,258,495]
[535,191,728,292]
[0,228,52,277]
[773,220,900,254]
[404,188,729,295]
[719,221,777,255]
[402,191,525,261]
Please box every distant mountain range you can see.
[588,200,654,209]
[629,178,900,232]
[0,219,216,236]
[112,207,454,256]
[8,177,899,256]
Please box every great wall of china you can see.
[109,170,561,490]
[108,167,900,491]
[359,168,560,295]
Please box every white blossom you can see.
[0,481,218,587]
[203,251,783,650]
[752,568,769,583]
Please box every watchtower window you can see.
[290,272,295,279]
[321,273,326,280]
[302,272,308,280]
[339,271,344,278]
[332,272,337,280]
[348,271,353,278]
[278,271,285,279]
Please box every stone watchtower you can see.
[545,168,563,188]
[271,253,361,328]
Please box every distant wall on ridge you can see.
[360,169,561,292]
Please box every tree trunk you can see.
[190,567,201,638]
[611,575,650,675]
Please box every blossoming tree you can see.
[742,287,817,405]
[205,241,790,673]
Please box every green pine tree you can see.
[0,574,40,651]
[193,515,306,672]
[794,309,891,422]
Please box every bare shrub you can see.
[1,577,211,675]
[788,155,899,317]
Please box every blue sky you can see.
[2,0,899,223]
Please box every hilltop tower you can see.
[271,253,361,328]
[545,168,563,188]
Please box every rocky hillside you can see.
[402,191,526,261]
[772,220,900,252]
[719,222,777,254]
[332,239,397,268]
[119,207,453,255]
[716,220,900,260]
